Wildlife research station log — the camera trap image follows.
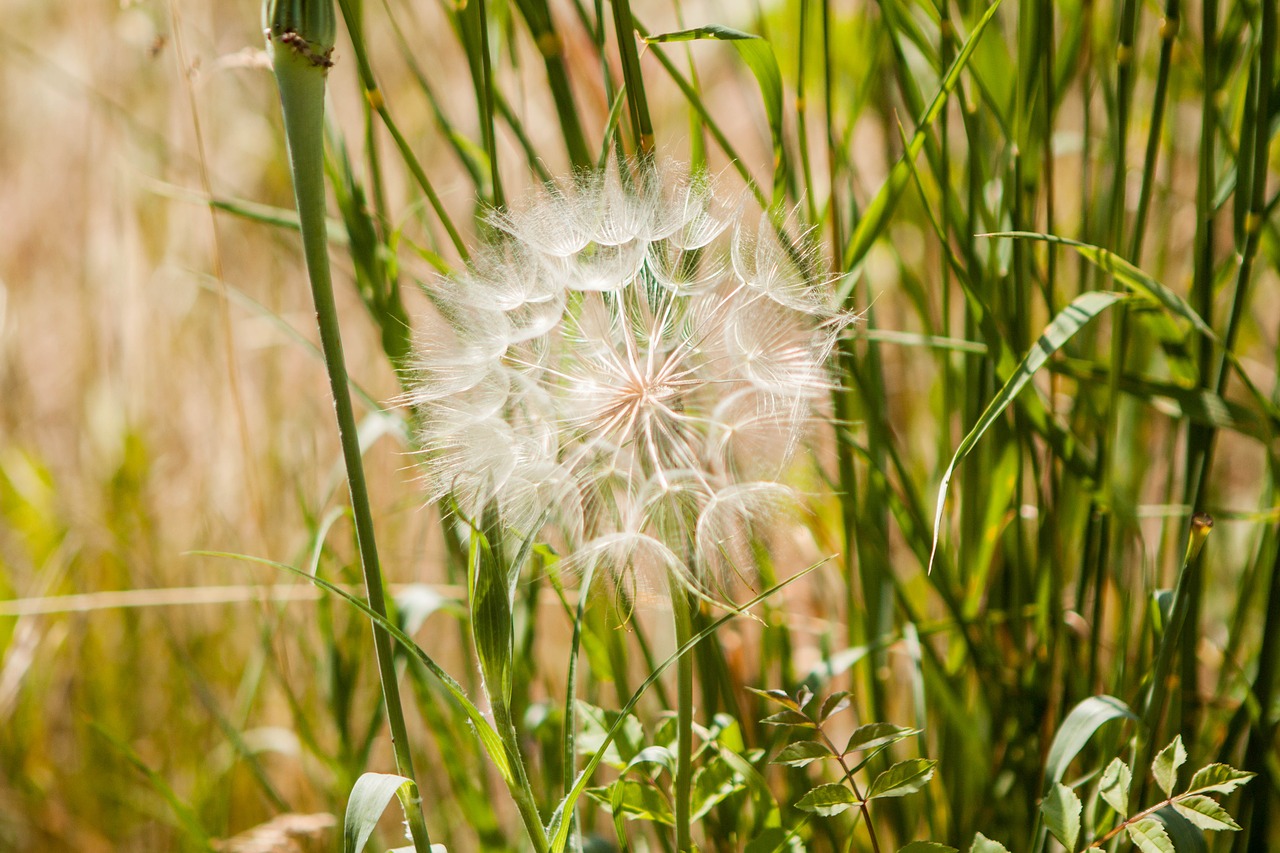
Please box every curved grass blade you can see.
[345,772,415,853]
[928,291,1128,572]
[643,26,784,197]
[88,721,216,851]
[192,551,514,786]
[985,231,1280,425]
[1044,695,1137,785]
[841,0,1004,281]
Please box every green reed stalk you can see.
[610,0,653,155]
[1131,513,1214,812]
[672,590,696,852]
[264,2,432,850]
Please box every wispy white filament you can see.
[407,161,848,596]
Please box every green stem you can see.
[610,0,653,155]
[1131,513,1214,813]
[672,589,696,852]
[494,703,551,853]
[267,22,433,853]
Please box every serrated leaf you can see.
[1155,807,1207,853]
[1127,817,1175,853]
[844,723,919,755]
[1100,757,1132,815]
[1172,794,1242,831]
[867,759,937,800]
[1042,782,1082,851]
[747,687,800,711]
[898,843,958,853]
[1188,764,1255,795]
[796,783,858,816]
[820,691,852,722]
[1153,736,1187,796]
[773,740,834,768]
[762,709,816,728]
[968,833,1011,853]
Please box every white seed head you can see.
[407,161,848,598]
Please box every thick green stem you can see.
[267,27,433,853]
[494,703,551,853]
[672,590,696,852]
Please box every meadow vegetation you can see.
[0,0,1277,850]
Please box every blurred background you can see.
[1,0,1277,850]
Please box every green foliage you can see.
[3,0,1280,849]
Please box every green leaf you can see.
[1172,794,1242,831]
[640,26,782,156]
[898,844,958,853]
[1153,736,1187,797]
[842,0,1004,274]
[1127,817,1175,853]
[1187,764,1255,795]
[1042,782,1082,852]
[344,773,414,853]
[773,740,834,768]
[546,561,828,853]
[983,232,1280,425]
[796,783,859,816]
[1099,758,1132,815]
[1043,695,1137,784]
[575,701,646,769]
[929,291,1127,571]
[465,498,542,711]
[844,723,919,755]
[747,687,801,711]
[195,552,513,785]
[867,759,937,800]
[746,828,802,853]
[968,833,1011,853]
[585,779,675,826]
[1155,807,1208,852]
[819,691,853,722]
[692,757,744,820]
[624,745,677,776]
[761,709,816,728]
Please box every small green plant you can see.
[1035,735,1252,853]
[753,685,933,852]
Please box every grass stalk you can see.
[1131,513,1214,812]
[264,4,433,849]
[672,589,696,852]
[610,0,653,155]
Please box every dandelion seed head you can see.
[407,161,850,598]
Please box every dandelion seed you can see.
[407,161,848,598]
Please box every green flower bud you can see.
[263,0,336,68]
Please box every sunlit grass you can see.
[0,0,1276,850]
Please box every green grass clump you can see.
[0,0,1277,850]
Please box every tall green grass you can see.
[0,0,1277,850]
